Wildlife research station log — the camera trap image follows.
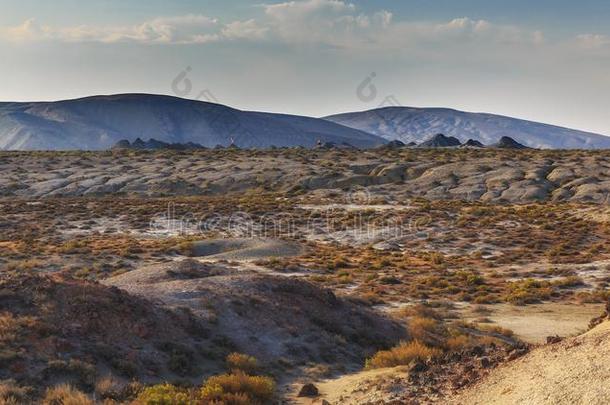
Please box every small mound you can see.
[105,263,405,374]
[190,238,303,261]
[450,321,610,404]
[109,259,236,285]
[0,272,223,399]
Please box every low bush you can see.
[365,341,442,369]
[0,380,32,404]
[200,372,275,404]
[42,384,93,405]
[226,353,259,374]
[504,279,553,305]
[133,383,194,405]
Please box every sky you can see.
[1,0,610,135]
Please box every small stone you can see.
[298,383,319,397]
[410,360,428,373]
[470,345,484,356]
[480,357,491,368]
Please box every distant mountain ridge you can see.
[1,95,609,150]
[324,107,610,149]
[0,94,384,150]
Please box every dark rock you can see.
[112,139,131,149]
[480,357,491,368]
[546,335,563,344]
[410,360,428,373]
[470,346,485,357]
[493,136,529,149]
[382,140,407,149]
[461,139,486,148]
[418,133,461,148]
[131,137,146,149]
[317,141,338,149]
[111,138,206,151]
[298,383,319,397]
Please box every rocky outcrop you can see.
[112,138,206,150]
[461,139,486,148]
[418,133,462,148]
[492,136,529,149]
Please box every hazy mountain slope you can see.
[0,94,384,150]
[325,107,610,149]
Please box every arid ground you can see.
[0,148,609,404]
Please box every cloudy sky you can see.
[1,0,610,134]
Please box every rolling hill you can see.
[0,94,385,150]
[2,95,610,150]
[325,107,610,149]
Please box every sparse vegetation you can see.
[42,384,93,405]
[0,148,609,403]
[366,341,442,369]
[201,372,276,404]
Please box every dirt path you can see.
[288,367,409,405]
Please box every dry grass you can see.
[0,380,31,404]
[133,383,194,405]
[365,341,442,369]
[42,384,93,405]
[226,353,259,375]
[0,313,36,343]
[200,372,275,404]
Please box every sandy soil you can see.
[450,321,610,405]
[462,302,604,344]
[191,237,303,261]
[288,367,409,405]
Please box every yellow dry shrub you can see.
[226,353,258,374]
[200,372,275,404]
[42,384,93,405]
[366,341,442,369]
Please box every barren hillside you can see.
[450,320,610,404]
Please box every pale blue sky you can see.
[1,0,610,134]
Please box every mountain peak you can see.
[493,136,529,149]
[419,133,462,148]
[461,139,486,148]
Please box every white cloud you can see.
[222,19,269,40]
[264,0,356,20]
[0,1,575,54]
[576,34,610,49]
[0,15,221,44]
[3,18,52,41]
